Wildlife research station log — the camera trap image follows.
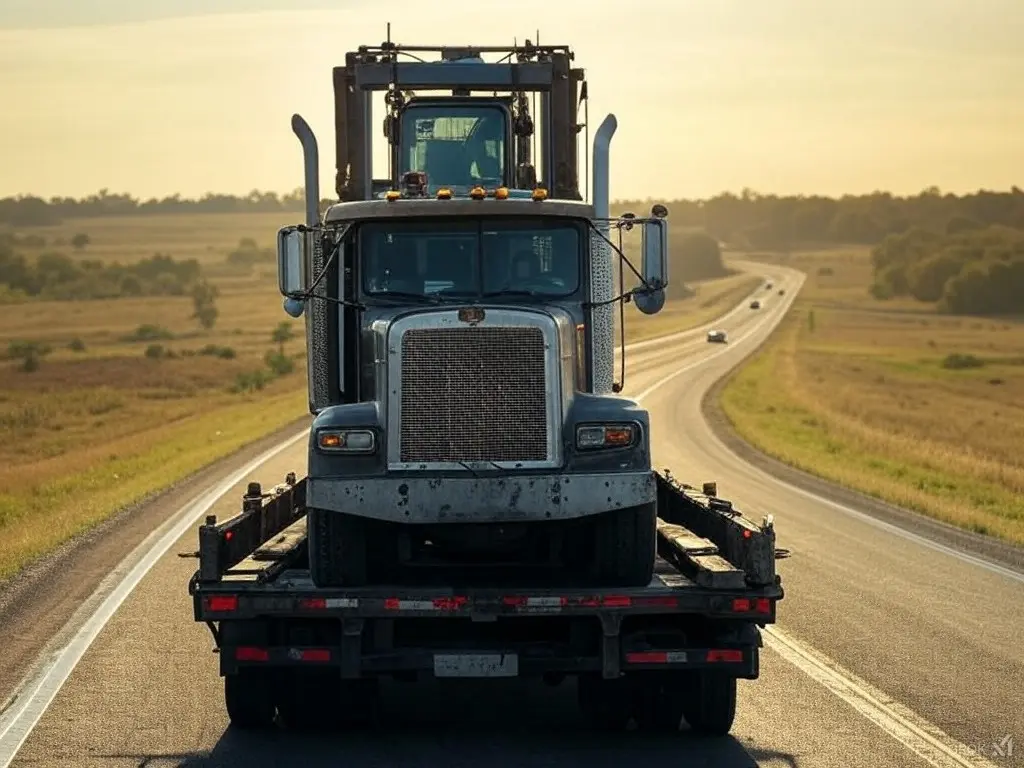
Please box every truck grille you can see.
[399,326,549,463]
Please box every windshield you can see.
[399,104,507,192]
[359,218,582,300]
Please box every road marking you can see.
[634,277,1024,585]
[701,423,1024,586]
[2,266,1009,768]
[633,275,802,402]
[632,272,1016,766]
[0,280,769,765]
[0,431,307,767]
[764,627,1000,768]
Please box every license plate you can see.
[433,653,519,678]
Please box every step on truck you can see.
[186,35,787,735]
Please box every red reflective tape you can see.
[602,595,632,608]
[384,598,400,610]
[635,595,677,608]
[299,597,327,610]
[236,646,269,662]
[627,651,668,663]
[755,598,771,614]
[503,596,526,606]
[707,649,743,663]
[576,596,601,607]
[205,596,237,612]
[732,598,751,612]
[433,597,468,611]
[300,649,331,662]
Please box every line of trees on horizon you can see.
[2,186,1023,251]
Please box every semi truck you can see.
[186,38,786,735]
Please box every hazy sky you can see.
[1,0,1022,201]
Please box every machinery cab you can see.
[392,97,513,196]
[334,41,585,202]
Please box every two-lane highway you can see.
[1,266,1020,767]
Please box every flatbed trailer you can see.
[187,470,787,735]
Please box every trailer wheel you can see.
[682,674,736,736]
[592,502,657,587]
[224,670,276,730]
[308,509,395,587]
[577,674,632,731]
[632,673,686,732]
[275,669,342,731]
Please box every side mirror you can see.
[277,226,312,299]
[634,205,669,315]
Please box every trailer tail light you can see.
[204,595,238,612]
[731,597,772,614]
[299,597,327,610]
[707,649,743,663]
[236,646,269,662]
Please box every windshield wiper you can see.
[480,289,547,299]
[368,290,443,304]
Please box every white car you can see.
[707,329,728,344]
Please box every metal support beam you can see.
[353,61,555,90]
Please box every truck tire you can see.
[592,502,657,587]
[275,669,341,731]
[632,672,686,732]
[682,673,736,736]
[577,674,632,731]
[220,620,276,729]
[308,509,395,587]
[224,670,276,729]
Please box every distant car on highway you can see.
[707,329,728,343]
[749,300,761,309]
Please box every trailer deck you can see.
[185,471,786,734]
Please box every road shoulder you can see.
[0,417,309,712]
[700,366,1024,572]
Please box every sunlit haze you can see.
[1,0,1022,201]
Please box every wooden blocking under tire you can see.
[591,502,657,587]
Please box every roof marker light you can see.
[385,190,401,202]
[469,186,486,200]
[531,187,548,201]
[436,188,453,200]
[494,187,510,199]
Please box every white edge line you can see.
[635,275,1024,585]
[0,430,308,766]
[764,627,1000,768]
[0,272,772,762]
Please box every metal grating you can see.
[307,236,331,412]
[589,228,615,394]
[399,326,549,463]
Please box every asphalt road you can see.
[2,266,1021,768]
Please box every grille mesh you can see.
[399,326,549,463]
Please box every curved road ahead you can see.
[2,265,1022,767]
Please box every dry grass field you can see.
[0,211,749,581]
[718,247,1024,545]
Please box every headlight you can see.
[576,423,638,450]
[316,429,376,453]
